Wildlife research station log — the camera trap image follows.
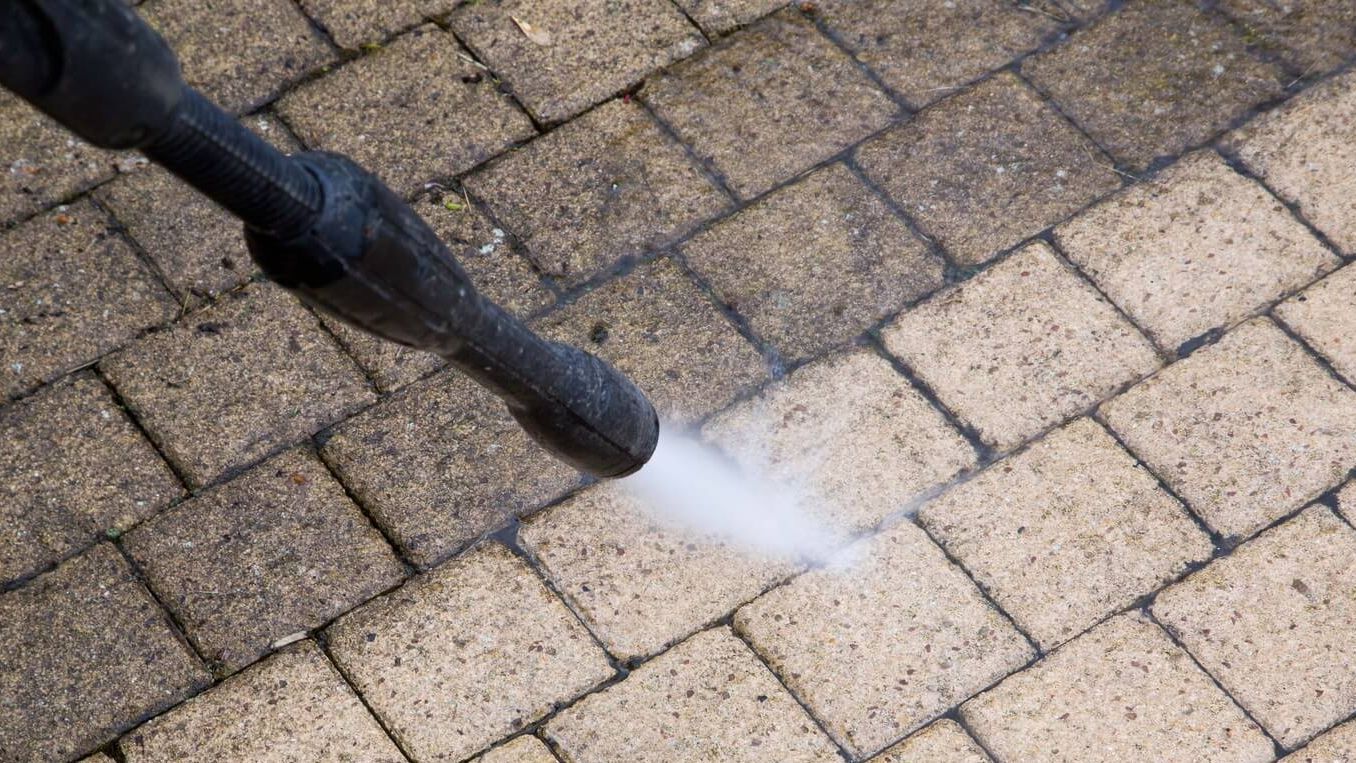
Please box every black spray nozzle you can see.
[0,0,659,478]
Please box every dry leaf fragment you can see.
[511,15,552,46]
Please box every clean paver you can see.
[0,94,118,226]
[1340,480,1356,525]
[534,258,768,424]
[277,25,536,195]
[100,283,375,488]
[920,417,1212,649]
[0,544,210,762]
[704,349,976,532]
[1283,720,1356,762]
[961,613,1273,763]
[473,736,560,763]
[681,163,944,362]
[326,542,614,763]
[468,99,728,286]
[120,641,404,762]
[521,481,795,661]
[1226,71,1356,254]
[643,9,896,199]
[816,0,1061,107]
[856,73,1121,265]
[1057,150,1337,353]
[140,0,333,114]
[736,520,1034,758]
[1276,263,1356,382]
[1,200,177,399]
[870,719,991,763]
[450,0,704,124]
[672,0,787,35]
[883,241,1160,451]
[298,0,457,49]
[546,627,841,763]
[1216,0,1356,73]
[1023,0,1284,171]
[1101,318,1356,540]
[123,448,405,673]
[1155,506,1356,748]
[0,373,181,587]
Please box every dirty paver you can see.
[1214,0,1356,74]
[870,719,991,763]
[297,0,456,49]
[961,612,1274,763]
[326,542,614,763]
[120,641,404,762]
[0,544,210,762]
[545,627,841,762]
[672,0,787,35]
[0,94,119,227]
[1276,263,1356,383]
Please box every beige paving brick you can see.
[961,612,1273,763]
[0,372,181,587]
[883,241,1160,451]
[1284,720,1356,762]
[0,94,118,226]
[140,0,333,114]
[521,481,794,661]
[95,115,296,306]
[467,99,728,286]
[1023,0,1284,172]
[546,627,840,762]
[681,163,943,362]
[1101,318,1356,539]
[120,641,402,761]
[1155,506,1356,747]
[100,283,375,488]
[123,448,405,673]
[870,719,991,763]
[735,520,1035,757]
[1226,71,1356,254]
[1218,0,1356,73]
[920,418,1211,649]
[326,542,614,762]
[320,192,552,392]
[673,0,787,35]
[816,0,1061,107]
[1277,263,1356,383]
[0,544,210,762]
[473,736,559,763]
[1339,480,1356,525]
[450,0,705,124]
[643,10,896,199]
[1,200,177,400]
[298,0,456,49]
[704,349,975,532]
[1056,150,1338,353]
[277,25,536,195]
[856,73,1120,266]
[535,258,767,424]
[321,369,580,567]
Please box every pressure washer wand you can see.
[0,0,659,477]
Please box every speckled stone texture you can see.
[0,373,181,587]
[277,25,536,195]
[1217,0,1356,73]
[672,0,787,35]
[961,613,1273,763]
[1276,264,1356,382]
[123,448,405,673]
[0,94,119,226]
[1,200,177,399]
[642,10,896,199]
[920,418,1211,649]
[534,258,768,424]
[1056,150,1337,354]
[1155,506,1356,748]
[95,115,297,306]
[0,545,210,762]
[681,163,943,362]
[139,0,333,114]
[450,0,705,124]
[1101,318,1356,540]
[120,641,404,762]
[704,350,975,532]
[320,368,581,568]
[298,0,458,49]
[856,73,1120,265]
[816,0,1062,107]
[472,735,560,763]
[736,520,1034,758]
[871,719,991,763]
[326,543,614,762]
[1226,71,1356,254]
[1023,0,1284,171]
[1342,480,1356,525]
[521,481,795,661]
[1285,720,1356,762]
[883,242,1160,451]
[546,627,840,762]
[468,99,728,287]
[100,283,375,488]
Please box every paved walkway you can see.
[3,0,1356,761]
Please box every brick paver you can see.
[1285,720,1356,762]
[473,736,560,763]
[673,0,787,35]
[1215,0,1356,74]
[871,719,991,763]
[298,0,456,49]
[0,95,118,226]
[1276,263,1356,383]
